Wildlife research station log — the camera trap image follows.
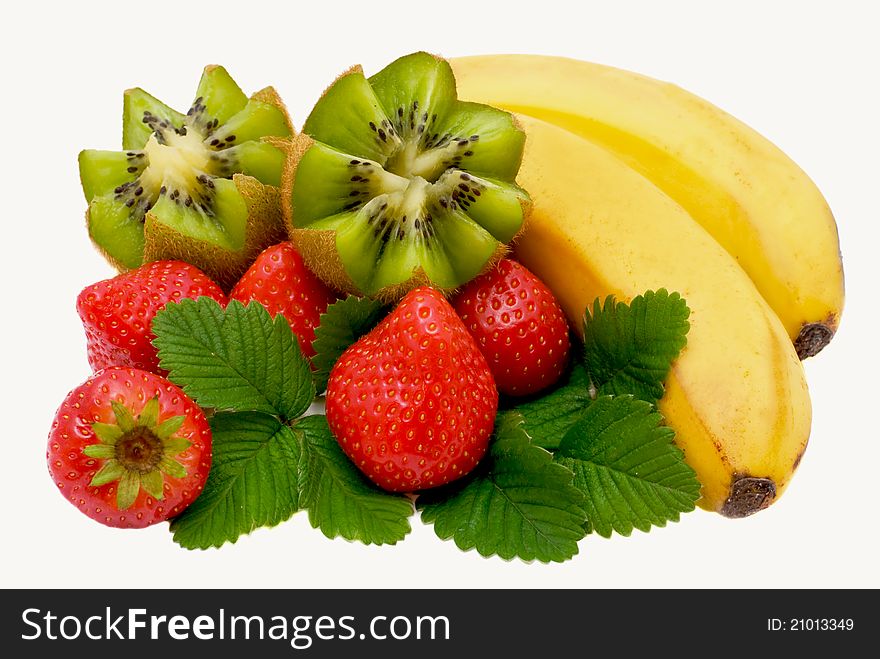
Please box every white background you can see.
[2,0,878,588]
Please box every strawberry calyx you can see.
[83,396,191,510]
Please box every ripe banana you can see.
[513,115,812,516]
[451,55,844,359]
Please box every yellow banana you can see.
[513,115,811,516]
[452,55,844,358]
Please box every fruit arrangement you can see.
[48,53,843,562]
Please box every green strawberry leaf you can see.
[583,289,690,404]
[418,413,588,563]
[298,415,413,545]
[310,296,387,393]
[513,362,593,450]
[555,395,701,538]
[153,298,315,420]
[170,412,304,550]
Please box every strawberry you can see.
[229,242,336,358]
[326,287,497,492]
[47,367,211,529]
[77,260,226,374]
[453,259,570,396]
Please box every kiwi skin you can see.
[282,60,531,302]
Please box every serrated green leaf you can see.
[297,415,413,546]
[514,362,592,450]
[170,412,304,550]
[153,298,315,419]
[310,296,387,393]
[555,396,700,538]
[583,289,690,404]
[419,413,588,563]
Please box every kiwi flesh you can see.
[285,52,529,300]
[79,65,293,288]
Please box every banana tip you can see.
[794,321,835,359]
[720,476,776,518]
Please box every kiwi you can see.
[284,52,530,300]
[79,65,293,289]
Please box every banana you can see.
[513,115,811,516]
[451,55,844,359]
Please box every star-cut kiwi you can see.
[78,65,293,289]
[284,52,530,300]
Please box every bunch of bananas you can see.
[451,55,844,517]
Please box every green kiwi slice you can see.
[287,52,529,299]
[79,65,292,287]
[122,89,186,152]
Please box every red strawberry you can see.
[47,367,212,529]
[229,242,336,358]
[326,287,497,492]
[453,259,570,396]
[77,260,226,374]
